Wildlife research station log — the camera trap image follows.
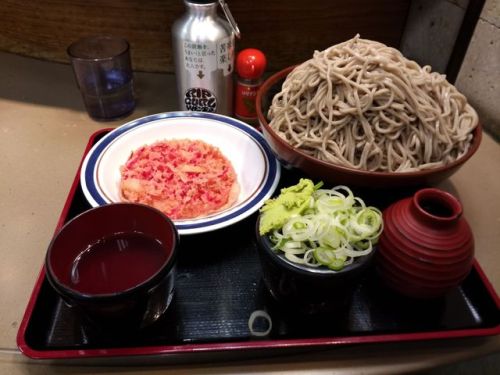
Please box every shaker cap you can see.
[236,49,267,80]
[186,0,217,3]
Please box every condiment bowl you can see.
[255,217,375,315]
[256,66,482,188]
[45,203,179,330]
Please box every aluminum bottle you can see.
[172,0,238,115]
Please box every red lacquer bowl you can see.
[256,66,482,189]
[377,188,474,298]
[45,203,179,330]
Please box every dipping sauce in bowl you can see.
[68,232,168,295]
[45,203,179,330]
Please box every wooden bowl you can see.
[256,66,482,189]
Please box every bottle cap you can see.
[186,0,217,3]
[187,1,241,39]
[236,49,267,80]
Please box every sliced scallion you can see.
[268,184,383,271]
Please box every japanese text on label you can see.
[183,41,216,76]
[182,37,233,77]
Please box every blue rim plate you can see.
[80,111,281,235]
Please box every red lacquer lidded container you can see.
[377,188,474,299]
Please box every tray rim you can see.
[16,129,500,360]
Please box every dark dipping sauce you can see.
[69,232,167,295]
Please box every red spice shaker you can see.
[234,48,267,128]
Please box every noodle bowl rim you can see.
[256,66,482,179]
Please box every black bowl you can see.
[45,203,179,331]
[255,218,376,315]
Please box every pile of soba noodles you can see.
[268,35,478,172]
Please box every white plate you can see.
[81,112,281,235]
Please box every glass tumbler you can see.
[68,35,136,121]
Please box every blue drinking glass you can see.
[68,36,136,121]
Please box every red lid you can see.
[236,48,267,79]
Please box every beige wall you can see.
[456,0,500,140]
[400,0,499,140]
[400,0,469,74]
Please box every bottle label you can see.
[216,36,234,76]
[184,87,217,112]
[235,81,259,119]
[182,36,234,79]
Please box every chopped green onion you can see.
[329,258,345,271]
[267,182,383,271]
[313,247,336,266]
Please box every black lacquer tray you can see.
[17,129,500,359]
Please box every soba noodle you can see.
[268,35,478,172]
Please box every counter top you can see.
[0,51,499,374]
